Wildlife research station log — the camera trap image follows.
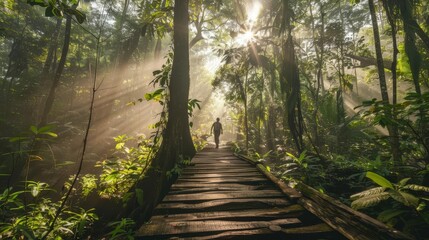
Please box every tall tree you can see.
[368,0,401,165]
[123,0,195,223]
[279,0,304,153]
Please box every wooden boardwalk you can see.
[135,147,345,239]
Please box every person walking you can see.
[211,118,223,148]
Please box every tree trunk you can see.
[245,70,250,151]
[122,0,195,224]
[39,6,74,126]
[382,0,402,167]
[368,0,401,166]
[282,34,304,153]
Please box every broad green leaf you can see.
[30,125,38,134]
[377,209,407,222]
[399,178,411,187]
[366,171,394,189]
[115,142,125,150]
[398,191,419,208]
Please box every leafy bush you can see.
[0,182,98,239]
[96,135,154,198]
[351,171,429,238]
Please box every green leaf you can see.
[40,131,58,137]
[398,191,419,208]
[27,0,48,7]
[67,8,86,23]
[399,178,411,187]
[115,142,125,150]
[366,171,394,189]
[30,125,38,134]
[377,209,407,222]
[52,7,63,17]
[45,6,55,17]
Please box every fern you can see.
[350,187,385,201]
[351,192,390,209]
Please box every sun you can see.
[235,30,255,46]
[234,1,261,46]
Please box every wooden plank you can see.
[185,168,256,172]
[162,190,284,202]
[150,205,305,222]
[194,228,282,240]
[194,223,337,240]
[136,219,301,237]
[182,169,259,174]
[282,223,333,234]
[191,164,252,168]
[169,185,276,194]
[175,177,267,183]
[179,172,261,178]
[171,182,273,189]
[154,198,292,215]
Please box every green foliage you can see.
[0,182,98,239]
[27,0,86,23]
[79,174,97,198]
[96,135,154,198]
[191,130,208,152]
[359,92,429,162]
[105,218,135,240]
[9,125,57,143]
[351,171,429,237]
[276,151,323,186]
[166,156,192,179]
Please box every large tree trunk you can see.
[121,0,195,224]
[368,0,401,166]
[282,34,304,153]
[39,6,74,126]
